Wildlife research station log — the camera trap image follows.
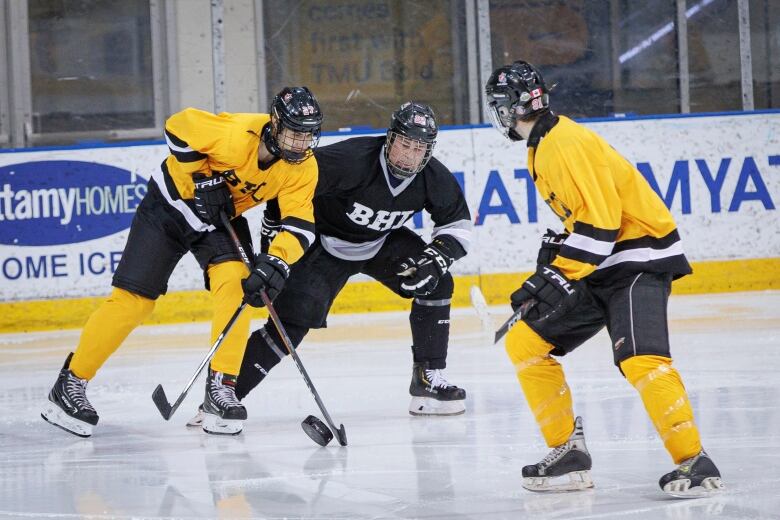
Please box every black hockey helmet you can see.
[384,101,438,179]
[263,86,323,163]
[485,60,550,141]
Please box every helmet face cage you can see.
[384,101,438,179]
[485,90,516,138]
[271,108,321,164]
[268,86,323,164]
[485,61,550,138]
[385,131,434,178]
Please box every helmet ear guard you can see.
[384,101,438,179]
[264,86,323,163]
[484,60,551,141]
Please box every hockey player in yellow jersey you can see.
[41,87,323,437]
[485,61,724,498]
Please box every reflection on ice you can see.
[0,291,778,519]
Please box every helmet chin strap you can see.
[261,123,282,158]
[508,127,525,142]
[388,166,414,180]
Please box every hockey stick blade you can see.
[335,424,348,446]
[469,285,493,335]
[152,384,173,420]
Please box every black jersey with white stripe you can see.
[310,136,472,258]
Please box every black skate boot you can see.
[659,450,724,497]
[522,416,594,492]
[201,368,247,435]
[408,361,466,416]
[41,353,99,438]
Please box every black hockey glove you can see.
[193,172,234,226]
[395,240,454,297]
[260,216,281,254]
[511,264,581,321]
[241,254,290,307]
[537,229,569,265]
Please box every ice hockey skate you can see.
[522,416,594,492]
[41,353,99,438]
[659,450,724,498]
[186,404,205,427]
[201,368,247,435]
[408,361,466,416]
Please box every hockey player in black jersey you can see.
[188,102,472,423]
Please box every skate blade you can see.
[663,477,724,498]
[522,471,594,493]
[186,409,205,428]
[202,413,243,435]
[408,396,466,416]
[41,405,93,438]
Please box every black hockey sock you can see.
[409,299,450,370]
[235,320,309,400]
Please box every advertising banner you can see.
[1,112,778,303]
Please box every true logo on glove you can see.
[194,175,225,188]
[541,266,575,295]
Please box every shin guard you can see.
[621,355,702,464]
[234,321,308,400]
[410,298,450,369]
[71,287,155,379]
[506,321,574,447]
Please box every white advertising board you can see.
[1,112,778,301]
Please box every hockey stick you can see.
[152,301,248,420]
[469,285,493,334]
[220,213,348,447]
[493,300,535,344]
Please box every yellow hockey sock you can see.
[505,321,574,447]
[70,287,155,380]
[208,261,251,376]
[621,355,702,464]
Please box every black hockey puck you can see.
[301,415,333,446]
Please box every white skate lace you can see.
[540,443,569,468]
[425,369,455,389]
[65,374,95,413]
[210,381,242,409]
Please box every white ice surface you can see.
[1,291,779,519]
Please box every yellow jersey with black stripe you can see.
[152,107,317,265]
[527,113,692,282]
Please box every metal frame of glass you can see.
[0,0,773,149]
[3,0,168,148]
[0,3,9,145]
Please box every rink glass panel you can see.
[27,0,155,134]
[749,0,780,110]
[686,0,741,112]
[261,0,470,130]
[0,6,8,147]
[488,0,680,117]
